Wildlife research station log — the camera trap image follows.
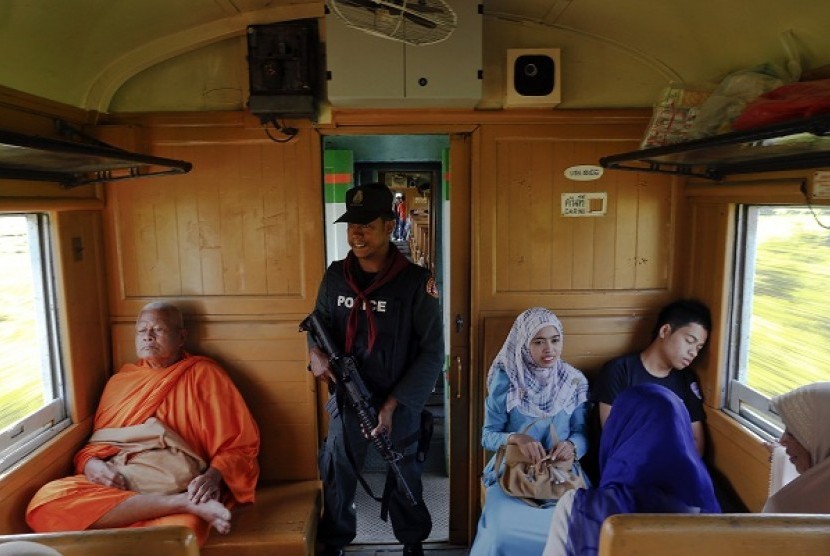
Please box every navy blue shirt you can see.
[310,251,444,411]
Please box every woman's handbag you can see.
[89,417,206,494]
[494,420,584,506]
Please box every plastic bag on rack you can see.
[732,78,830,130]
[687,64,790,139]
[687,30,803,139]
[640,83,713,148]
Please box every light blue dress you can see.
[471,366,590,556]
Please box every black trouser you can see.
[318,401,432,548]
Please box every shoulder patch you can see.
[426,277,440,299]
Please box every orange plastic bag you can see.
[732,78,830,130]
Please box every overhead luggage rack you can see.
[0,124,192,188]
[599,114,830,180]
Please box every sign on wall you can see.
[564,165,604,181]
[561,192,607,217]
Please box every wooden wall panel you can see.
[478,124,676,312]
[635,172,673,288]
[682,201,733,406]
[103,121,323,318]
[707,411,770,512]
[101,117,325,483]
[111,143,304,297]
[54,211,111,424]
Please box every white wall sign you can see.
[564,165,604,181]
[561,192,608,217]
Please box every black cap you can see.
[334,183,396,224]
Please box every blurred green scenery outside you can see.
[0,216,44,433]
[746,206,830,398]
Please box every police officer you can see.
[307,182,444,556]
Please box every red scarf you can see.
[343,244,411,354]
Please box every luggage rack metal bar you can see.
[600,114,830,180]
[0,125,193,188]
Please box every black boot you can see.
[403,543,424,556]
[318,545,344,556]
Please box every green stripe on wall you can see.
[324,150,354,203]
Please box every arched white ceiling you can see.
[1,0,829,113]
[85,3,323,112]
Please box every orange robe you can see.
[26,354,260,545]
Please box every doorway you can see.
[321,133,465,545]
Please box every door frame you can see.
[316,122,476,544]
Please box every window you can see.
[726,205,830,437]
[0,214,68,474]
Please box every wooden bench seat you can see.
[202,481,321,556]
[184,320,323,555]
[0,526,198,555]
[598,513,830,556]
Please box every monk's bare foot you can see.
[211,517,231,534]
[189,499,231,533]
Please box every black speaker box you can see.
[514,54,555,96]
[505,48,561,108]
[247,19,321,119]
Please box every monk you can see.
[26,302,260,545]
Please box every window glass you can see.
[0,216,41,430]
[727,205,830,435]
[746,207,830,394]
[0,214,67,473]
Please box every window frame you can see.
[722,203,830,440]
[724,204,783,440]
[0,213,70,474]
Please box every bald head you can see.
[135,302,187,368]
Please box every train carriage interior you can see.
[2,1,830,554]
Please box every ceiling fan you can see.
[327,0,457,46]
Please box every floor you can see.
[354,472,450,543]
[393,237,412,258]
[352,405,449,535]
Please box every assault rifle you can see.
[300,311,417,507]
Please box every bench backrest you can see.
[598,513,830,556]
[0,526,198,556]
[481,313,651,383]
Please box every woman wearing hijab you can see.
[543,383,721,556]
[763,381,830,513]
[470,307,590,556]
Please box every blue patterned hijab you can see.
[565,384,720,556]
[487,307,587,417]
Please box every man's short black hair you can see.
[652,298,712,339]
